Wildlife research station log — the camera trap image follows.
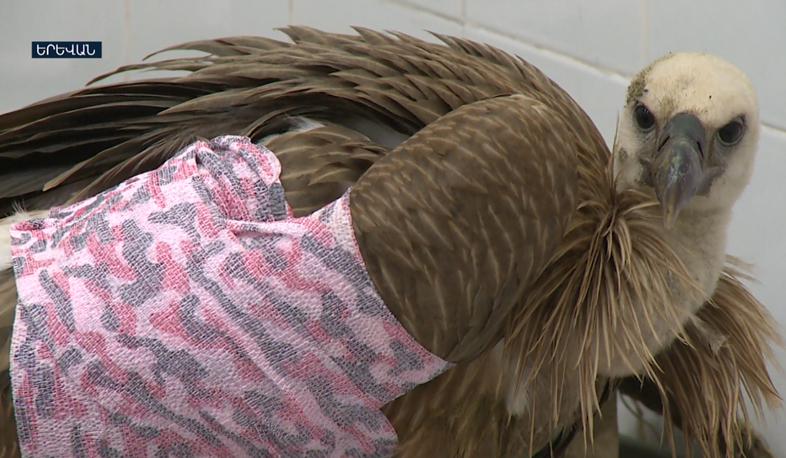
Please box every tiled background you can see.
[1,0,784,454]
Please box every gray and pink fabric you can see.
[9,136,451,458]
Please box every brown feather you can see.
[0,25,605,216]
[641,258,782,458]
[352,95,581,364]
[266,123,389,216]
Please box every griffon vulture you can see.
[0,27,780,458]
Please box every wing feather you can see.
[350,95,580,362]
[0,27,606,216]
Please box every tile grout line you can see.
[762,123,786,136]
[464,21,634,80]
[379,0,464,25]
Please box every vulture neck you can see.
[602,186,732,378]
[664,204,731,304]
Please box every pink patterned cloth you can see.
[10,136,451,458]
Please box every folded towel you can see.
[10,135,451,458]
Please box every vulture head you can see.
[613,52,759,228]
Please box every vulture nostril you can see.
[659,135,670,151]
[697,141,704,158]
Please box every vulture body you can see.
[0,27,780,458]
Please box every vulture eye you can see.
[634,105,656,131]
[718,120,744,146]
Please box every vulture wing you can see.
[351,94,580,362]
[0,26,607,217]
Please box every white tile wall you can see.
[291,0,463,41]
[465,0,647,75]
[1,0,785,453]
[125,0,291,63]
[392,0,464,21]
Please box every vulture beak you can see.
[651,112,707,228]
